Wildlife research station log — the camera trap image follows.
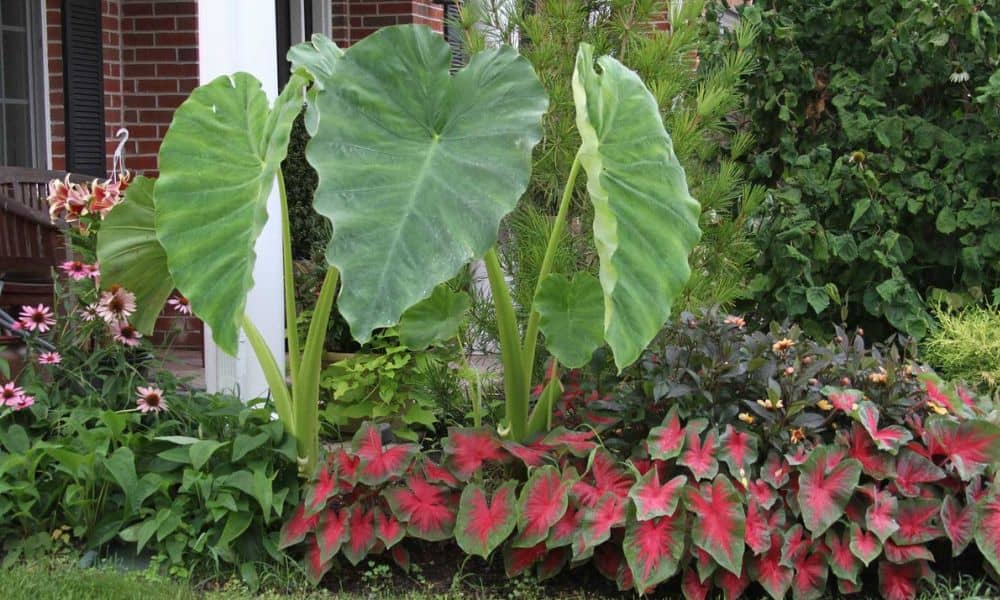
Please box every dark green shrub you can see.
[283,113,329,261]
[740,0,1000,339]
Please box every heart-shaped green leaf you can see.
[398,285,470,350]
[306,25,547,343]
[572,44,701,370]
[155,72,307,354]
[96,176,174,335]
[534,272,603,368]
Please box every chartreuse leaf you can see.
[95,176,173,334]
[306,25,547,342]
[155,71,307,354]
[533,272,604,368]
[398,285,470,350]
[455,480,519,558]
[572,43,701,370]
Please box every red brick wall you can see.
[332,0,443,47]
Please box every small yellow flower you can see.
[817,399,834,411]
[772,338,795,353]
[757,399,771,409]
[775,399,785,409]
[869,370,887,384]
[927,401,948,416]
[739,412,756,424]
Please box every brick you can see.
[132,16,176,31]
[123,3,153,17]
[123,32,155,47]
[138,79,179,93]
[376,2,411,14]
[126,94,158,108]
[363,15,400,27]
[175,16,197,30]
[153,2,196,16]
[155,31,197,47]
[132,47,177,62]
[156,62,197,77]
[177,47,198,62]
[124,63,156,77]
[155,94,188,109]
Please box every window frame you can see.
[0,0,48,168]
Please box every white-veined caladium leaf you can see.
[95,175,174,335]
[572,44,702,371]
[533,272,604,369]
[306,25,548,343]
[155,71,308,355]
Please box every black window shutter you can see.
[63,0,106,176]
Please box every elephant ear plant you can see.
[96,25,700,475]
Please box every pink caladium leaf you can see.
[824,528,861,585]
[623,510,687,590]
[823,387,862,412]
[537,547,568,582]
[780,524,809,569]
[749,533,793,600]
[647,405,686,460]
[541,426,597,457]
[594,543,623,581]
[502,439,553,468]
[797,445,862,537]
[615,559,635,593]
[744,498,773,556]
[384,476,456,541]
[719,425,759,476]
[374,507,404,549]
[573,450,633,507]
[940,495,975,556]
[715,566,750,600]
[749,480,778,510]
[546,503,580,549]
[390,544,410,571]
[785,446,810,467]
[684,476,745,576]
[839,423,894,480]
[304,465,338,515]
[866,488,900,542]
[352,422,418,486]
[974,480,1000,575]
[443,427,506,480]
[837,577,861,595]
[279,504,319,549]
[503,542,547,578]
[514,465,570,547]
[789,541,829,600]
[762,451,791,488]
[678,423,719,481]
[883,540,934,564]
[330,448,360,493]
[924,378,958,414]
[681,567,712,600]
[892,450,946,497]
[925,417,1000,481]
[854,401,912,453]
[316,509,350,562]
[341,506,376,566]
[454,480,518,558]
[628,469,686,520]
[419,457,460,487]
[573,492,627,560]
[878,560,931,600]
[848,523,881,566]
[693,546,718,584]
[892,498,942,545]
[304,536,331,584]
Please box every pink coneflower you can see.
[136,386,167,414]
[167,295,192,315]
[111,322,142,347]
[79,303,99,321]
[60,260,90,280]
[1,383,25,406]
[18,304,55,332]
[96,285,136,324]
[37,352,62,365]
[10,394,35,411]
[85,262,100,279]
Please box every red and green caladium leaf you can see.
[623,510,687,590]
[504,542,547,578]
[940,495,975,557]
[628,470,686,520]
[305,536,331,584]
[573,450,633,507]
[824,387,862,412]
[443,427,505,480]
[647,406,685,461]
[546,503,580,549]
[390,545,410,571]
[384,477,456,541]
[840,423,894,480]
[892,498,942,545]
[455,480,518,558]
[542,427,597,457]
[797,445,862,537]
[975,480,1000,574]
[762,452,791,488]
[374,508,404,549]
[573,492,628,560]
[353,422,418,486]
[305,465,338,515]
[878,560,931,600]
[745,498,773,556]
[342,506,376,565]
[719,425,759,477]
[678,422,719,481]
[681,567,712,600]
[316,509,350,562]
[419,457,460,487]
[925,417,1000,481]
[789,541,829,600]
[684,476,745,576]
[749,533,793,600]
[537,547,568,582]
[748,480,778,510]
[854,401,912,453]
[824,528,861,585]
[502,440,553,467]
[866,487,900,542]
[515,465,570,547]
[715,567,750,600]
[279,504,319,549]
[883,540,934,564]
[848,523,881,566]
[893,450,946,497]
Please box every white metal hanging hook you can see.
[112,128,129,182]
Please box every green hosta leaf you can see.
[533,272,604,369]
[307,25,547,342]
[95,176,174,334]
[572,44,701,370]
[155,71,307,354]
[398,285,470,350]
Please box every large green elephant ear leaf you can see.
[533,272,604,369]
[572,43,701,371]
[287,33,343,134]
[155,72,308,355]
[398,285,470,351]
[307,24,548,343]
[95,176,174,335]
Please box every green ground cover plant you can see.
[922,303,1000,394]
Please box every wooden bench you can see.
[0,167,87,307]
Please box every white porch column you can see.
[198,0,285,399]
